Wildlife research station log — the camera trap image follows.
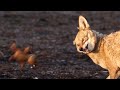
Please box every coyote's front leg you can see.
[107,68,119,79]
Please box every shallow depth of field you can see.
[0,11,120,79]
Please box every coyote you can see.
[73,15,120,79]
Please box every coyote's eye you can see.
[77,44,80,46]
[83,37,88,43]
[82,38,84,42]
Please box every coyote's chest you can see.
[87,37,107,69]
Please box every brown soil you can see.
[0,11,120,79]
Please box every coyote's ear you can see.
[79,16,90,30]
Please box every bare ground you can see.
[0,11,120,79]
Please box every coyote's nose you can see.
[79,48,84,51]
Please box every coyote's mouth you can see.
[77,44,90,54]
[77,48,86,54]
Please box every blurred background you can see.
[0,11,120,79]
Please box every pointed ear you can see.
[79,16,90,30]
[23,44,33,54]
[10,40,17,53]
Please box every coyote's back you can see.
[73,15,120,79]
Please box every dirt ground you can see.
[0,11,120,79]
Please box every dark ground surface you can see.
[0,11,120,79]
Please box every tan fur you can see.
[73,15,120,79]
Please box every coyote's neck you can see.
[86,30,107,69]
[88,30,105,53]
[92,30,106,38]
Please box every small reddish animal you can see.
[73,15,120,79]
[9,41,37,71]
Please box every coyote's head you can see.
[73,16,97,54]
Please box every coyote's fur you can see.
[73,15,120,79]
